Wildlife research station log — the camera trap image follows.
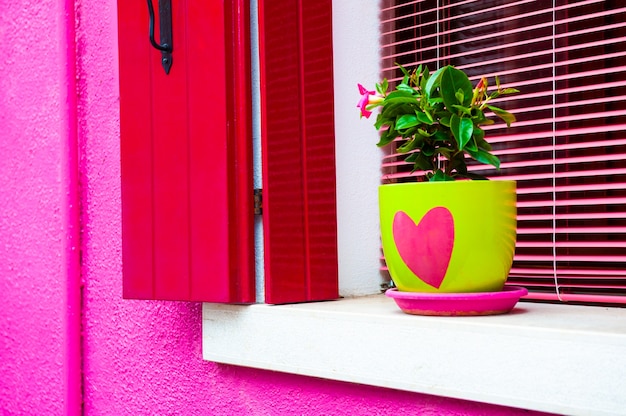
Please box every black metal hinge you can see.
[146,0,173,74]
[254,189,263,215]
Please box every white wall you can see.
[252,0,384,299]
[332,0,385,296]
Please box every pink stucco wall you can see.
[1,1,552,415]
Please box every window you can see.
[380,0,626,304]
[203,4,626,415]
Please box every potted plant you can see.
[358,63,526,315]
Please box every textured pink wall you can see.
[1,0,552,415]
[0,0,80,414]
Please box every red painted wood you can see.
[119,0,154,299]
[151,0,190,300]
[118,0,254,302]
[225,0,256,302]
[300,0,339,301]
[259,0,339,304]
[259,0,307,304]
[187,0,227,301]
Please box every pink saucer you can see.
[385,286,528,316]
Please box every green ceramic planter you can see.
[379,180,517,293]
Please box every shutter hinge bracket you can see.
[146,0,173,74]
[254,188,263,215]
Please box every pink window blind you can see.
[380,0,626,304]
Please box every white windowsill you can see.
[202,295,626,416]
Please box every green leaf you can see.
[397,62,410,77]
[396,114,419,130]
[435,148,452,160]
[486,105,516,127]
[452,105,472,116]
[455,89,465,105]
[466,148,501,169]
[473,128,492,151]
[420,68,429,91]
[376,122,396,147]
[428,97,444,105]
[396,83,417,94]
[380,103,415,120]
[488,87,519,100]
[383,98,419,109]
[450,114,474,150]
[407,152,434,172]
[421,143,436,156]
[433,131,450,143]
[397,137,422,153]
[386,90,416,100]
[440,66,473,109]
[417,128,433,137]
[398,128,416,139]
[476,140,491,151]
[404,152,417,163]
[429,170,456,182]
[415,64,423,77]
[472,108,494,126]
[425,66,445,97]
[373,113,388,130]
[446,154,467,175]
[416,111,433,125]
[376,136,394,147]
[465,137,478,152]
[375,79,388,96]
[471,108,486,123]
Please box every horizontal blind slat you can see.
[518,212,626,221]
[517,241,626,248]
[519,293,626,305]
[511,267,626,277]
[517,227,626,234]
[517,197,626,208]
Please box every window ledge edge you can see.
[202,295,626,416]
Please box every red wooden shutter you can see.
[118,0,254,302]
[259,0,339,304]
[380,0,626,304]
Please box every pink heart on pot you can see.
[392,207,455,289]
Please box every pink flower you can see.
[357,84,382,118]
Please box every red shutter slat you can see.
[151,0,191,300]
[187,1,224,301]
[260,0,308,303]
[301,0,339,301]
[259,0,338,304]
[226,0,256,302]
[118,0,254,303]
[118,0,154,300]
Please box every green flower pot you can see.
[379,180,517,293]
